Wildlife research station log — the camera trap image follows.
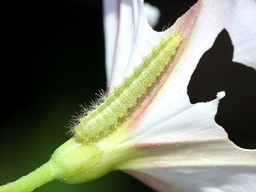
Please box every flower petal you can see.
[121,136,256,191]
[126,166,256,192]
[121,0,256,145]
[143,2,160,28]
[103,0,166,91]
[110,0,256,191]
[103,0,119,80]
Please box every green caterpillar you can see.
[74,33,182,144]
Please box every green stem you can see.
[0,160,59,192]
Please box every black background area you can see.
[187,29,256,149]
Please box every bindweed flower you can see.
[0,0,255,192]
[102,0,256,191]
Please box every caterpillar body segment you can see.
[74,33,182,143]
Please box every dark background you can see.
[0,0,255,191]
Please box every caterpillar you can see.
[74,32,182,144]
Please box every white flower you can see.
[102,0,256,191]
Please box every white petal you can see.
[103,0,165,91]
[120,139,256,191]
[113,0,256,191]
[103,0,120,81]
[124,92,227,145]
[126,166,256,192]
[144,3,160,28]
[122,0,256,145]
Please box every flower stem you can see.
[0,160,59,192]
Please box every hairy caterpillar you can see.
[74,33,182,143]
